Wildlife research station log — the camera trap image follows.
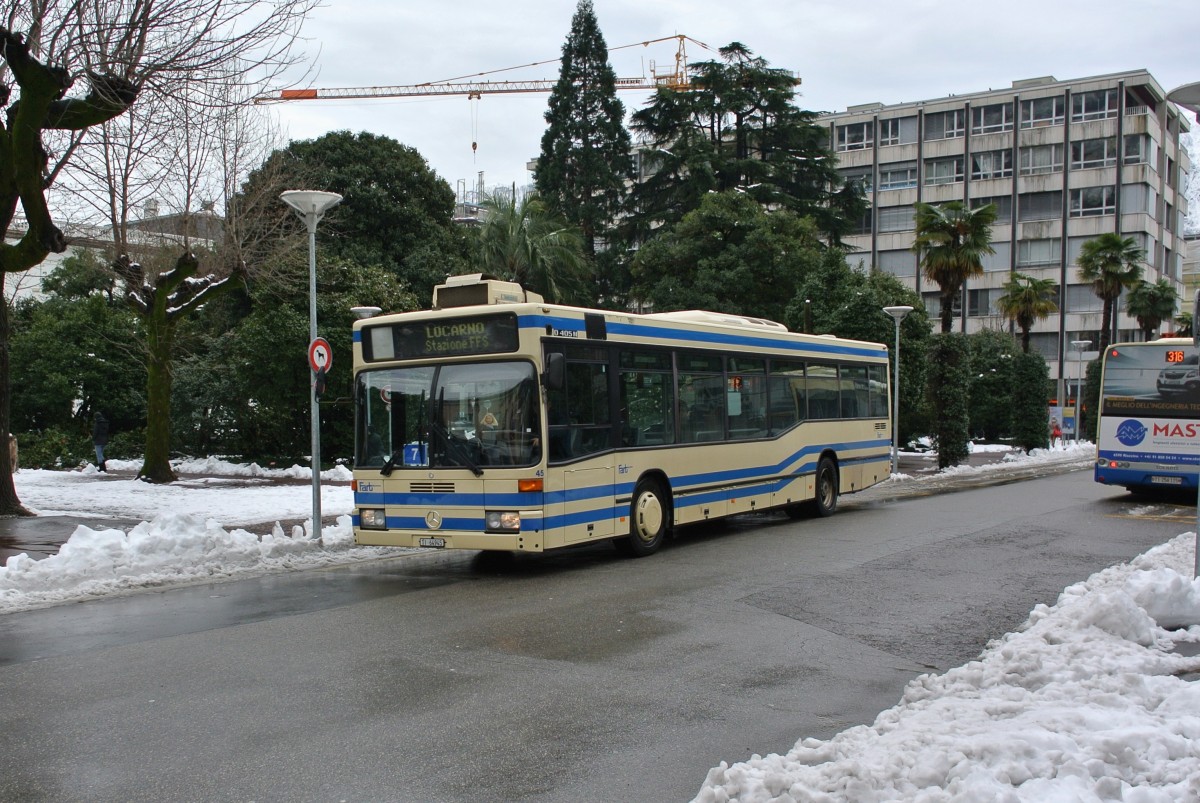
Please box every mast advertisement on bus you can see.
[1094,339,1200,491]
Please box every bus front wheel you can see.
[812,457,838,518]
[616,479,670,557]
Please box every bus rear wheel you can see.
[615,479,670,557]
[812,457,838,517]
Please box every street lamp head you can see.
[281,190,343,231]
[883,305,914,322]
[351,306,382,320]
[1167,82,1200,114]
[1071,339,1092,351]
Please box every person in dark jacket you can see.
[92,412,109,472]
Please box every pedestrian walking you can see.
[93,412,109,472]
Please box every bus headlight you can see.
[360,508,387,529]
[485,511,520,532]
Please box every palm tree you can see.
[1124,278,1179,341]
[996,273,1059,353]
[1176,311,1194,339]
[911,201,997,333]
[476,191,590,304]
[1075,233,1145,352]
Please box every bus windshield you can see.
[356,361,542,472]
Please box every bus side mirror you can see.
[543,353,565,391]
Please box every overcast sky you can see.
[264,0,1197,199]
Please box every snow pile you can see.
[693,533,1200,803]
[0,515,397,612]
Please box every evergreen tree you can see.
[535,0,633,297]
[966,329,1019,442]
[244,131,471,305]
[629,191,823,324]
[926,334,971,469]
[1010,351,1052,453]
[625,43,866,249]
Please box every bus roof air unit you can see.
[433,274,545,309]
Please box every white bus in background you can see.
[350,274,892,557]
[1094,337,1200,493]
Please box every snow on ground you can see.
[2,457,404,613]
[2,446,1199,800]
[693,532,1200,803]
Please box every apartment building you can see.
[823,70,1191,396]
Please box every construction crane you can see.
[253,34,710,103]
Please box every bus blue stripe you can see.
[517,314,884,359]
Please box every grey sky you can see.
[267,0,1197,203]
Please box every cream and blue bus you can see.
[351,274,893,557]
[1094,337,1200,493]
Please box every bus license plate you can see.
[1150,476,1182,485]
[419,537,446,548]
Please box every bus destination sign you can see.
[365,313,519,361]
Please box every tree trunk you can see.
[1099,298,1114,353]
[940,291,954,333]
[0,275,32,515]
[139,313,178,483]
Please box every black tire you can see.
[615,478,670,557]
[812,456,838,517]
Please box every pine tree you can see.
[626,43,866,248]
[535,0,633,299]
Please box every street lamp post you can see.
[1070,340,1091,444]
[882,305,913,475]
[281,190,343,539]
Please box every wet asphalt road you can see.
[0,467,1193,802]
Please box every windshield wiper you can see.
[379,449,403,476]
[429,419,483,477]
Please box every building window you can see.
[968,288,1000,317]
[836,121,874,151]
[1018,238,1061,266]
[1020,96,1065,128]
[1071,89,1118,122]
[1029,333,1060,360]
[1069,186,1115,217]
[1019,144,1064,175]
[878,206,915,232]
[1121,184,1153,217]
[922,291,961,316]
[925,156,964,186]
[925,109,965,140]
[971,103,1014,134]
[1166,158,1177,189]
[980,241,1012,272]
[878,249,916,277]
[878,162,918,191]
[840,167,873,193]
[1018,190,1063,221]
[971,150,1013,180]
[971,196,1013,225]
[1070,137,1117,169]
[878,118,900,146]
[1123,134,1153,165]
[1065,284,1102,312]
